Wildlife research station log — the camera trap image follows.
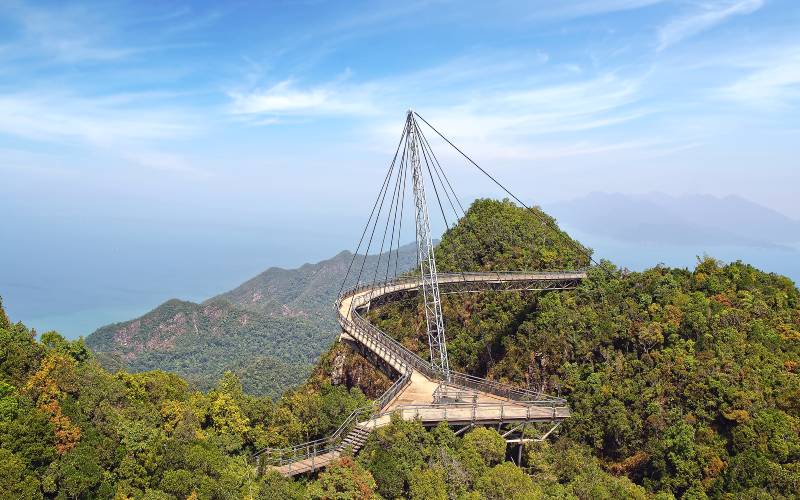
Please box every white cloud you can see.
[721,47,800,106]
[0,93,193,146]
[658,0,764,50]
[228,79,379,117]
[228,52,659,165]
[2,2,135,63]
[528,0,666,20]
[0,92,200,176]
[122,150,197,174]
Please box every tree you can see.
[160,469,196,498]
[408,467,448,500]
[475,462,539,500]
[462,427,506,466]
[24,353,82,455]
[54,442,103,498]
[40,331,91,363]
[358,414,432,495]
[459,426,507,481]
[0,448,41,499]
[258,470,307,500]
[0,297,10,328]
[309,456,378,499]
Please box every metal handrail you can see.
[255,397,570,469]
[252,272,580,472]
[338,270,587,301]
[339,278,568,404]
[252,368,411,466]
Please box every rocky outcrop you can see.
[314,343,391,399]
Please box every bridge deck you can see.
[273,402,568,476]
[262,272,583,476]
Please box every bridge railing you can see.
[338,277,569,405]
[340,270,587,300]
[252,368,412,472]
[343,309,438,379]
[253,272,578,473]
[255,394,570,474]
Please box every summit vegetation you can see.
[366,198,800,498]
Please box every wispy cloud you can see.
[0,91,201,176]
[230,54,650,152]
[531,0,666,20]
[229,78,379,117]
[657,0,764,50]
[0,1,221,65]
[721,46,800,107]
[0,93,193,146]
[2,2,136,63]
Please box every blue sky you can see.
[1,0,799,335]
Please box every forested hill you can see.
[3,198,799,498]
[364,198,800,497]
[85,244,416,397]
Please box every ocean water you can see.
[565,227,800,285]
[2,215,797,340]
[0,213,356,339]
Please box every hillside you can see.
[3,198,799,497]
[86,244,416,397]
[364,198,800,497]
[1,295,650,498]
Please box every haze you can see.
[1,0,798,337]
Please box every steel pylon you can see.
[407,111,450,381]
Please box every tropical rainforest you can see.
[1,198,798,498]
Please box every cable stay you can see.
[256,111,590,476]
[338,110,596,380]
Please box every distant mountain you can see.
[86,244,417,397]
[546,192,800,248]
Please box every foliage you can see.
[308,456,378,499]
[367,198,800,498]
[4,198,799,498]
[0,302,372,499]
[476,461,539,500]
[435,198,591,272]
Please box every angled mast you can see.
[407,111,450,381]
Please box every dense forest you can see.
[367,199,800,498]
[3,198,798,498]
[0,298,371,498]
[1,297,641,498]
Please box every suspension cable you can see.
[393,145,409,280]
[385,148,408,283]
[348,122,408,314]
[417,122,466,217]
[339,124,408,296]
[413,111,598,269]
[373,132,407,286]
[413,117,451,231]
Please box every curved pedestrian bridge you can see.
[254,271,585,476]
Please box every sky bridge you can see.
[253,112,593,476]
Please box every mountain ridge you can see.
[547,191,800,248]
[85,244,417,397]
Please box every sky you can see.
[1,0,799,336]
